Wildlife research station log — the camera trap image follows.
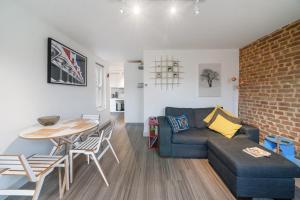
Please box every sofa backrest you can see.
[165,107,195,128]
[165,107,214,129]
[194,107,214,129]
[165,107,214,128]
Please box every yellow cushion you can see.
[203,105,236,124]
[203,105,221,124]
[207,108,242,127]
[208,115,242,138]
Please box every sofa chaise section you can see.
[208,138,300,199]
[158,107,299,199]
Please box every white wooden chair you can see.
[69,120,119,186]
[49,114,101,156]
[0,154,69,200]
[74,114,101,145]
[70,114,102,165]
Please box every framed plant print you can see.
[198,63,221,97]
[47,38,87,86]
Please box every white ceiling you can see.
[18,0,300,63]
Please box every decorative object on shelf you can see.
[48,38,87,86]
[156,72,162,78]
[37,115,60,126]
[148,117,159,149]
[116,100,124,111]
[198,63,221,97]
[264,135,300,166]
[111,87,124,98]
[151,56,183,90]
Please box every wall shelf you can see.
[151,56,183,90]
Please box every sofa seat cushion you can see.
[172,128,221,145]
[208,138,300,178]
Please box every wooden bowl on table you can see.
[37,116,60,126]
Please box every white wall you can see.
[109,66,124,88]
[0,1,110,189]
[143,49,239,135]
[124,63,144,123]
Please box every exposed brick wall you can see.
[239,20,300,151]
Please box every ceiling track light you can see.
[193,0,200,15]
[120,0,127,14]
[118,0,201,16]
[193,6,200,15]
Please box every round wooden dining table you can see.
[20,118,99,155]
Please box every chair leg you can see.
[65,157,70,191]
[32,177,45,200]
[50,145,58,156]
[58,157,69,199]
[86,155,90,165]
[107,140,120,164]
[58,167,63,199]
[91,153,109,187]
[69,152,73,184]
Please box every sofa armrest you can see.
[236,125,260,143]
[158,116,172,157]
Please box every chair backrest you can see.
[102,120,115,140]
[94,130,104,153]
[81,114,101,121]
[81,114,102,133]
[91,120,115,153]
[0,154,37,182]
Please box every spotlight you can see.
[194,7,200,15]
[133,4,141,15]
[193,0,200,15]
[120,0,127,15]
[170,6,177,15]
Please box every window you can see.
[96,63,106,110]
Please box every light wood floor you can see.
[8,113,300,200]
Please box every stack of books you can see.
[243,147,271,158]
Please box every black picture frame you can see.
[47,38,87,86]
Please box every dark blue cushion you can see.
[167,114,189,133]
[165,107,195,128]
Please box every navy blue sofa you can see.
[158,107,300,199]
[158,107,259,158]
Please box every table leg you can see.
[50,138,71,156]
[50,139,59,156]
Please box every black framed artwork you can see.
[47,38,87,86]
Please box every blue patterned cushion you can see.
[167,114,190,133]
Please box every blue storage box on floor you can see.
[264,135,300,166]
